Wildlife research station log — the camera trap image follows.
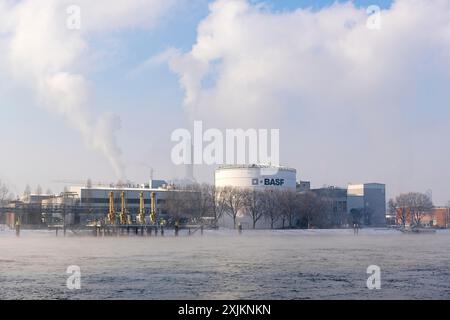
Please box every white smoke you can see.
[0,0,176,178]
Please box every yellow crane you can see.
[150,192,156,224]
[119,191,127,225]
[138,192,145,224]
[107,192,116,224]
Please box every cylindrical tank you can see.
[215,164,297,190]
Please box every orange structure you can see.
[396,207,449,228]
[431,207,450,228]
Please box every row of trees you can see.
[165,184,340,229]
[23,185,52,196]
[388,192,433,227]
[0,181,55,206]
[168,186,439,229]
[0,180,13,205]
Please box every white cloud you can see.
[165,0,450,203]
[75,0,176,32]
[167,0,450,122]
[0,0,176,179]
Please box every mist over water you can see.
[0,229,449,300]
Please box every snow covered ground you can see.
[0,228,449,299]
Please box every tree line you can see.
[0,180,13,205]
[164,184,347,229]
[166,185,439,229]
[388,192,433,227]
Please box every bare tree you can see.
[186,183,215,218]
[392,195,408,227]
[202,184,228,225]
[0,180,12,205]
[388,198,404,227]
[163,189,199,223]
[388,198,396,217]
[390,192,433,227]
[243,189,265,229]
[262,189,281,229]
[298,191,328,229]
[279,190,300,228]
[409,192,433,226]
[23,184,31,198]
[214,187,228,223]
[220,186,246,229]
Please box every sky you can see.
[1,0,450,205]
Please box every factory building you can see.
[68,186,167,212]
[347,183,386,226]
[3,194,56,227]
[311,186,348,227]
[395,207,450,228]
[1,201,42,227]
[64,184,198,224]
[22,194,55,204]
[41,192,80,225]
[215,164,297,190]
[430,207,450,228]
[297,181,311,192]
[28,180,200,227]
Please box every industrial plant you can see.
[0,179,205,235]
[0,164,448,233]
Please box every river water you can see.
[0,228,449,299]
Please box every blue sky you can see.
[253,0,392,10]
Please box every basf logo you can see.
[252,178,285,186]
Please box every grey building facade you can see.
[347,183,386,226]
[311,186,348,227]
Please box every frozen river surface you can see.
[0,228,449,300]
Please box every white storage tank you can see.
[215,164,297,190]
